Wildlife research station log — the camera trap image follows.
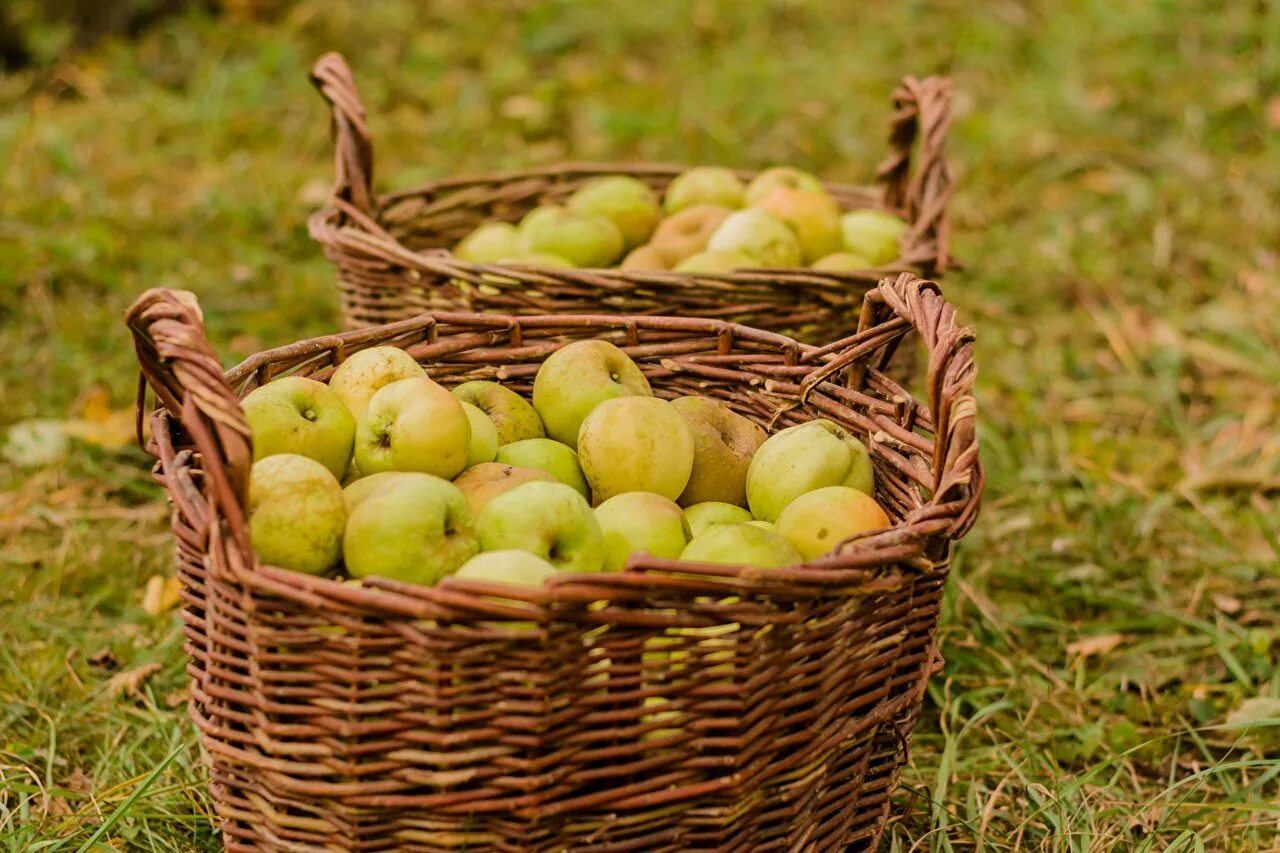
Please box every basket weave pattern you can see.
[128,273,980,851]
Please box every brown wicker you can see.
[128,272,980,852]
[307,53,954,351]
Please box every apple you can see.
[453,462,557,515]
[242,376,355,479]
[454,222,523,263]
[344,474,477,585]
[248,454,345,575]
[459,401,499,467]
[578,397,694,502]
[678,522,800,568]
[811,251,873,272]
[649,204,733,265]
[493,438,590,500]
[451,380,545,446]
[328,346,428,421]
[774,485,890,560]
[746,419,874,522]
[354,377,471,479]
[567,176,661,250]
[743,166,824,206]
[745,520,774,529]
[670,396,767,507]
[840,209,909,266]
[532,339,652,448]
[663,166,746,214]
[594,492,690,571]
[752,187,842,263]
[706,210,801,268]
[518,204,566,239]
[476,481,605,573]
[455,549,558,588]
[683,501,753,537]
[342,470,413,513]
[520,206,624,268]
[672,249,755,274]
[619,245,669,271]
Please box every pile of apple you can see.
[451,166,909,275]
[243,340,890,591]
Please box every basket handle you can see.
[803,273,980,538]
[310,52,377,223]
[875,75,954,273]
[127,288,255,560]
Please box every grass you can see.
[1,0,1278,849]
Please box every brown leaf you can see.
[105,662,162,700]
[1066,633,1127,658]
[142,574,182,616]
[1212,593,1242,614]
[164,687,190,709]
[66,767,94,793]
[88,647,118,669]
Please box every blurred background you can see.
[2,1,1277,849]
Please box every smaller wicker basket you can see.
[129,273,980,852]
[308,53,954,349]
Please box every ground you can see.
[1,1,1278,850]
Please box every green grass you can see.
[2,0,1278,849]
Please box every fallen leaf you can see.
[105,662,162,700]
[142,575,182,616]
[62,386,136,450]
[66,767,93,793]
[1066,633,1127,658]
[87,647,118,669]
[1212,593,1242,614]
[165,687,190,709]
[1267,95,1280,130]
[3,420,70,467]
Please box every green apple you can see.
[476,481,605,573]
[328,346,428,421]
[355,377,471,479]
[248,454,345,575]
[344,474,477,585]
[451,380,545,446]
[775,485,890,561]
[532,339,652,447]
[840,209,909,266]
[619,245,669,271]
[242,376,355,479]
[707,210,801,268]
[455,550,558,587]
[520,206,624,268]
[454,221,523,263]
[342,470,412,513]
[493,438,590,500]
[567,175,661,250]
[683,501,753,537]
[578,397,694,503]
[595,492,690,571]
[746,419,874,522]
[650,204,733,265]
[743,166,824,206]
[453,462,557,515]
[670,396,767,507]
[679,522,800,568]
[811,251,873,272]
[672,249,755,274]
[459,401,499,467]
[752,187,842,263]
[517,205,565,239]
[663,166,746,214]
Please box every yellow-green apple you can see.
[455,550,558,587]
[327,346,428,421]
[752,187,842,263]
[743,166,824,206]
[577,397,694,502]
[745,520,774,529]
[679,522,800,568]
[567,175,661,250]
[459,402,499,467]
[454,222,523,263]
[248,454,345,574]
[493,438,590,500]
[774,485,890,560]
[746,419,874,521]
[840,209,909,266]
[344,474,477,585]
[673,249,755,273]
[683,501,753,537]
[670,396,767,507]
[355,377,471,479]
[811,251,873,272]
[451,380,545,445]
[707,210,801,268]
[476,481,605,573]
[663,166,746,214]
[532,340,652,447]
[242,376,355,479]
[594,492,690,570]
[620,245,669,271]
[520,206,624,267]
[517,205,565,239]
[453,462,556,515]
[650,204,732,265]
[341,470,412,513]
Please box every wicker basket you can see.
[307,53,954,348]
[128,272,980,852]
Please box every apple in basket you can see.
[344,473,478,585]
[532,339,652,448]
[459,402,499,467]
[682,501,753,537]
[475,481,605,573]
[595,492,691,571]
[518,205,625,268]
[663,166,747,214]
[752,186,843,264]
[679,522,801,569]
[453,221,524,263]
[743,165,825,206]
[354,376,471,479]
[241,376,355,479]
[648,204,733,266]
[327,345,427,421]
[672,249,755,274]
[455,550,559,587]
[775,485,890,561]
[566,175,662,250]
[577,396,695,503]
[452,463,556,515]
[248,453,346,575]
[840,209,909,266]
[746,419,875,522]
[493,438,591,500]
[707,210,802,268]
[451,380,545,446]
[670,395,767,508]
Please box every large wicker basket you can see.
[308,53,954,346]
[128,273,980,851]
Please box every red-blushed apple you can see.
[752,186,843,263]
[650,204,733,265]
[620,245,670,271]
[774,485,890,560]
[452,462,557,515]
